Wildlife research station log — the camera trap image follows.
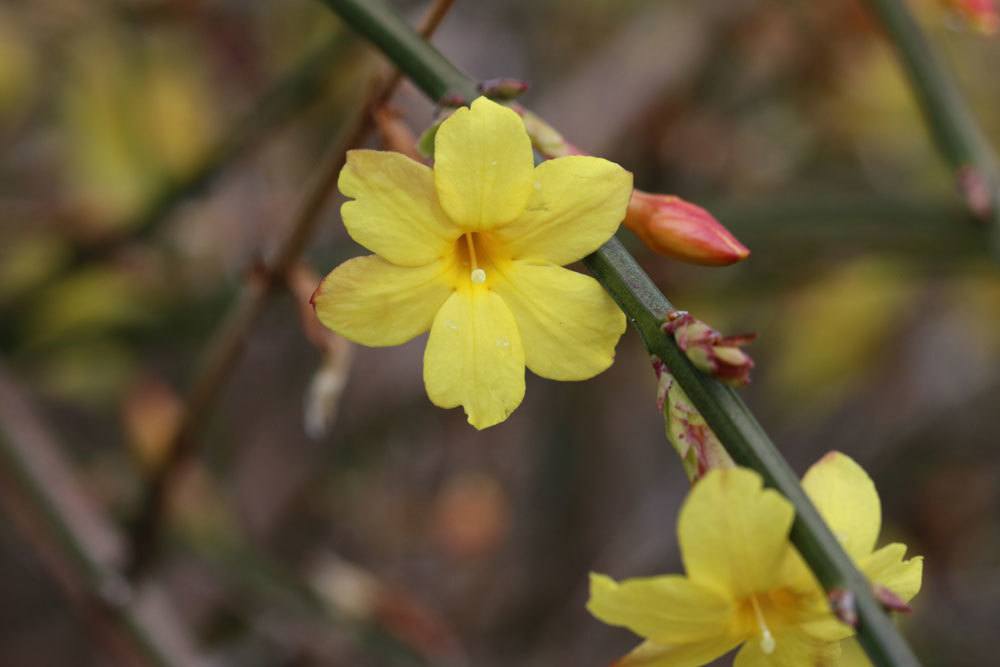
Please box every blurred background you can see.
[1,0,998,665]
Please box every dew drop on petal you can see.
[533,180,541,191]
[446,320,460,331]
[495,337,510,349]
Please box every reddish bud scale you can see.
[625,190,750,266]
[829,588,859,627]
[663,311,755,386]
[478,78,530,100]
[874,585,912,614]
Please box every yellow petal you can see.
[615,639,740,667]
[339,149,460,266]
[798,615,855,646]
[423,288,525,429]
[313,255,453,346]
[838,638,874,667]
[494,155,633,265]
[858,543,923,603]
[802,452,881,560]
[680,468,795,599]
[587,573,734,645]
[433,97,534,230]
[490,261,625,380]
[733,627,840,667]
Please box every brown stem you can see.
[126,0,456,578]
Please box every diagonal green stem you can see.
[865,0,1000,247]
[315,1,923,665]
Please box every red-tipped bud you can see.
[663,311,756,386]
[478,78,530,100]
[624,190,750,266]
[948,0,1000,34]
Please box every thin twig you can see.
[0,364,204,667]
[126,0,457,578]
[313,1,924,665]
[865,0,1000,246]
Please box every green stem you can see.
[316,1,923,665]
[865,0,1000,242]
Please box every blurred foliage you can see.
[1,0,1000,665]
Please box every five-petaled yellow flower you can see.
[312,96,632,429]
[588,453,922,666]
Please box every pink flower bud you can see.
[624,190,750,266]
[663,311,755,386]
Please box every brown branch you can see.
[126,0,457,578]
[0,364,204,667]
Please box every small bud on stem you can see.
[663,311,755,386]
[478,78,530,100]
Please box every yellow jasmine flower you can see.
[312,96,632,429]
[588,452,922,666]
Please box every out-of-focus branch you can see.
[0,364,204,667]
[865,0,1000,248]
[126,0,456,578]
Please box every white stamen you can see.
[760,628,775,655]
[749,595,776,655]
[470,268,487,284]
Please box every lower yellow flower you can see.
[312,96,632,429]
[588,453,922,666]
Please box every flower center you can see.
[749,594,776,655]
[464,233,487,284]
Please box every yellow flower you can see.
[312,97,632,429]
[588,453,922,666]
